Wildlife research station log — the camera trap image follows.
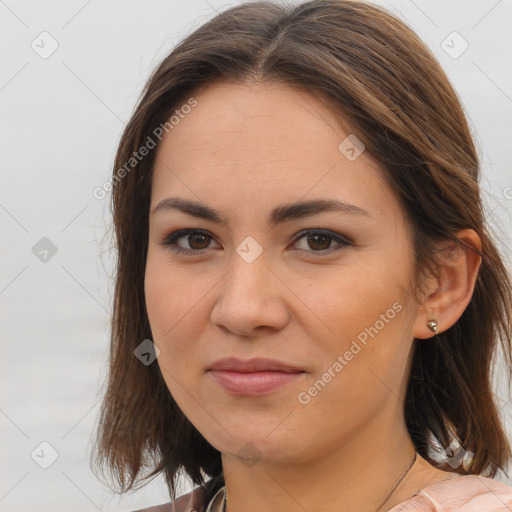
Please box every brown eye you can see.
[292,229,352,253]
[183,233,212,250]
[161,229,219,255]
[303,233,332,251]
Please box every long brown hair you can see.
[91,0,512,501]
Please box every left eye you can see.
[160,228,352,255]
[292,230,352,252]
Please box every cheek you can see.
[299,259,406,333]
[144,267,197,411]
[144,259,170,340]
[144,257,210,384]
[145,258,188,361]
[295,257,414,389]
[145,252,197,333]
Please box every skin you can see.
[144,80,482,512]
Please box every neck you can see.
[220,405,433,512]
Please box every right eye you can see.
[160,229,220,255]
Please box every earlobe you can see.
[413,228,482,341]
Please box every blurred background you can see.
[1,0,511,510]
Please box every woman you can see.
[91,1,512,511]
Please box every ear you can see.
[413,229,482,340]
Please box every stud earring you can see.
[427,319,438,334]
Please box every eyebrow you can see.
[150,197,370,226]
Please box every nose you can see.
[210,254,290,337]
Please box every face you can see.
[144,80,421,465]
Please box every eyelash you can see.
[159,228,353,256]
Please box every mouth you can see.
[208,356,305,373]
[207,357,306,396]
[208,369,305,395]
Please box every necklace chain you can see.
[218,451,417,512]
[374,451,417,511]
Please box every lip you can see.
[208,357,305,373]
[207,357,306,396]
[209,370,305,395]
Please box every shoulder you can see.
[388,474,512,512]
[131,484,207,512]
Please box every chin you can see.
[211,429,300,465]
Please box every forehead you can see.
[150,80,398,224]
[155,80,356,165]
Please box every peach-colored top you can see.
[133,474,512,512]
[387,474,512,511]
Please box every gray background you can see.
[1,0,511,510]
